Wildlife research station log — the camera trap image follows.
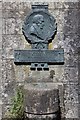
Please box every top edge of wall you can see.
[2,0,79,3]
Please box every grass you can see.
[4,86,24,119]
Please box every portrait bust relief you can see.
[22,10,57,46]
[29,14,45,42]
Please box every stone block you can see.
[64,83,79,104]
[63,2,79,9]
[64,84,79,119]
[0,9,2,18]
[25,88,59,113]
[2,17,26,35]
[0,1,2,10]
[25,66,64,83]
[2,104,12,118]
[14,65,26,82]
[2,59,15,84]
[2,35,26,59]
[78,103,80,118]
[0,18,2,36]
[24,84,60,120]
[64,52,78,67]
[63,8,79,37]
[2,80,16,105]
[49,66,64,83]
[64,118,79,120]
[2,17,23,35]
[19,2,31,10]
[25,113,60,120]
[2,2,31,20]
[64,103,79,119]
[64,67,78,83]
[52,32,64,49]
[0,55,2,88]
[2,19,6,34]
[64,83,79,119]
[2,2,11,10]
[49,9,65,33]
[6,18,16,34]
[64,27,79,53]
[0,104,2,120]
[24,82,64,116]
[49,2,65,9]
[2,2,19,10]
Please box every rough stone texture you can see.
[24,86,59,113]
[78,48,80,119]
[0,1,2,120]
[24,84,61,120]
[0,1,80,120]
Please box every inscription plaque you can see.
[14,49,64,64]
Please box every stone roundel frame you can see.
[22,9,57,44]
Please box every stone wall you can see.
[0,0,80,120]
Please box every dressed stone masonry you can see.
[1,1,80,120]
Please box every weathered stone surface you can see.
[2,80,16,105]
[2,35,26,59]
[78,48,80,119]
[2,59,15,83]
[64,83,78,104]
[0,1,2,120]
[1,59,16,105]
[64,103,78,119]
[25,113,60,120]
[1,1,80,120]
[64,67,78,83]
[2,104,11,118]
[64,83,79,119]
[0,105,2,120]
[64,2,79,9]
[64,8,80,50]
[14,65,26,82]
[2,2,30,19]
[24,84,59,114]
[24,84,60,119]
[24,66,64,83]
[64,52,78,67]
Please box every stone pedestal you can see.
[24,83,61,120]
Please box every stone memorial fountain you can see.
[14,4,64,120]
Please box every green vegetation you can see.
[5,86,24,119]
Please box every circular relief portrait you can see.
[22,10,57,44]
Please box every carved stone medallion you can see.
[22,5,57,48]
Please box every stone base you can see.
[24,111,61,120]
[24,83,61,120]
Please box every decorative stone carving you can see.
[22,5,57,49]
[14,4,64,70]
